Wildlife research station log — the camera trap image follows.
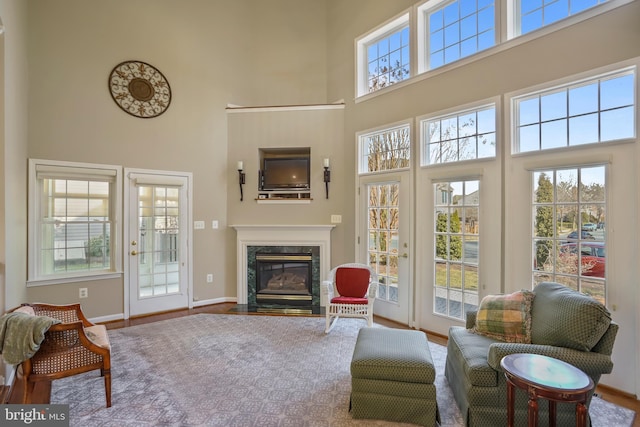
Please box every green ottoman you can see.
[350,327,439,426]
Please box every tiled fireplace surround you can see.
[232,225,334,308]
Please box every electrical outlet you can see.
[212,220,219,229]
[206,274,213,283]
[79,288,88,298]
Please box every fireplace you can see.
[255,253,313,305]
[232,224,335,311]
[246,245,320,311]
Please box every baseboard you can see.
[596,382,638,401]
[89,313,125,324]
[193,297,237,307]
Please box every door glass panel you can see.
[138,185,180,298]
[531,166,606,304]
[368,183,400,303]
[433,179,480,320]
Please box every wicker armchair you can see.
[321,263,378,333]
[15,303,112,408]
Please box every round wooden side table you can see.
[500,353,594,427]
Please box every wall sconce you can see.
[237,161,245,201]
[323,158,331,199]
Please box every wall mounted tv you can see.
[260,157,310,191]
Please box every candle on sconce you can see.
[323,158,330,168]
[237,161,244,171]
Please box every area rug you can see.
[51,314,635,426]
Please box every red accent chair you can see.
[322,263,378,333]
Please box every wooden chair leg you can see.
[103,369,112,408]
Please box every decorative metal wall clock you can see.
[108,60,172,118]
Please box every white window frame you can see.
[356,11,411,98]
[417,0,497,73]
[419,99,499,166]
[28,159,123,286]
[510,63,637,155]
[514,0,608,37]
[357,120,413,175]
[356,0,632,102]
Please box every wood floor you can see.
[7,302,639,426]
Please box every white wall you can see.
[226,106,348,276]
[0,0,30,385]
[22,0,330,316]
[0,0,29,311]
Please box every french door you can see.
[358,173,412,325]
[125,170,192,317]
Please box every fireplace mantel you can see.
[231,225,335,306]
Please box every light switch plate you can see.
[212,220,219,229]
[194,221,205,229]
[331,215,342,224]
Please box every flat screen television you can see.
[260,157,310,190]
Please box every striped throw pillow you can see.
[473,290,535,343]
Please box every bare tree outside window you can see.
[367,27,410,93]
[368,183,400,303]
[363,125,411,173]
[423,106,496,165]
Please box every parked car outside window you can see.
[566,230,595,241]
[582,223,597,231]
[559,242,605,278]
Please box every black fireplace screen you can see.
[255,253,313,302]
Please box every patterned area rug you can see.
[51,314,635,426]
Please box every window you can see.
[28,160,122,284]
[367,27,410,92]
[420,0,495,70]
[357,13,410,96]
[421,104,496,165]
[434,179,480,320]
[532,166,607,304]
[514,68,635,153]
[518,0,608,35]
[358,123,411,173]
[357,0,627,99]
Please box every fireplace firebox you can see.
[255,253,313,305]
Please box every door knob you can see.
[401,253,408,258]
[131,240,137,246]
[130,250,138,256]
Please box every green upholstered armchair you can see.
[445,282,618,427]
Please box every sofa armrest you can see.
[487,342,614,376]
